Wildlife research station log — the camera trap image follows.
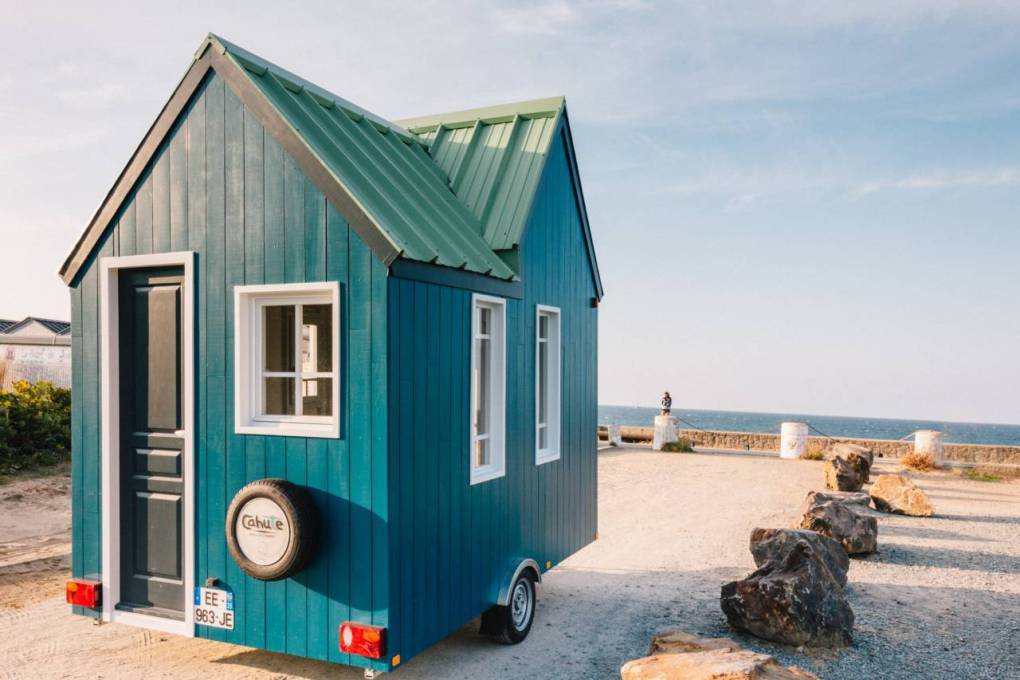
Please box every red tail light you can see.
[66,579,101,608]
[339,622,386,659]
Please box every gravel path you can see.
[1,448,1017,679]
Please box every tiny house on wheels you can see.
[60,34,602,676]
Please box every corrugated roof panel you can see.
[218,39,517,279]
[399,100,563,253]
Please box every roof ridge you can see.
[395,96,565,131]
[204,33,422,146]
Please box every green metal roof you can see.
[211,34,518,280]
[396,98,563,252]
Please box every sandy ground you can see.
[1,448,1018,679]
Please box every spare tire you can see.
[225,478,318,581]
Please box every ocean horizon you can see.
[598,405,1020,447]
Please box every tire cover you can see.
[226,478,318,581]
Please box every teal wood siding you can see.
[386,120,598,662]
[69,72,390,672]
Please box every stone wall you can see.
[599,425,1020,465]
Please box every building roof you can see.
[60,34,600,296]
[1,317,71,336]
[397,98,563,253]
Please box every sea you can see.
[598,405,1020,447]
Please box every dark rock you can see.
[824,455,866,492]
[749,528,850,587]
[797,500,878,555]
[800,490,871,517]
[829,443,874,483]
[721,543,854,648]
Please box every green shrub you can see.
[661,437,694,453]
[0,380,72,474]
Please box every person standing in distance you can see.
[660,391,672,416]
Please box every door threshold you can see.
[110,605,193,637]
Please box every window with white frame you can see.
[470,294,506,484]
[535,305,562,464]
[234,282,340,437]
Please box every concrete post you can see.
[780,422,809,459]
[914,430,945,466]
[653,415,679,451]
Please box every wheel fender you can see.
[496,558,541,606]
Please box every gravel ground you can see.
[1,447,1017,679]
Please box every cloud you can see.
[857,167,1020,193]
[493,1,579,35]
[56,83,131,110]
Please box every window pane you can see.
[478,306,490,336]
[538,339,548,426]
[302,304,332,372]
[539,313,548,340]
[264,377,295,415]
[474,336,490,437]
[538,424,548,450]
[264,306,295,372]
[302,378,332,416]
[475,437,490,468]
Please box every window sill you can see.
[536,450,561,465]
[235,420,339,439]
[470,466,506,485]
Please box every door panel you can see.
[118,267,186,617]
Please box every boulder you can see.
[799,490,871,516]
[622,631,820,679]
[797,500,878,555]
[870,474,936,517]
[720,543,854,648]
[749,527,850,587]
[829,442,874,467]
[823,455,866,492]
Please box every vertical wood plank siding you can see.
[68,73,389,671]
[386,121,598,661]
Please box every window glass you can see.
[302,377,332,416]
[538,338,548,425]
[264,377,295,415]
[264,306,295,372]
[301,304,332,372]
[536,307,561,463]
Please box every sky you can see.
[1,1,1018,424]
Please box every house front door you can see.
[117,266,186,618]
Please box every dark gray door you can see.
[118,266,185,618]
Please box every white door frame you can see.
[99,251,196,637]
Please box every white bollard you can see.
[914,430,945,465]
[780,422,809,459]
[607,424,622,446]
[652,415,679,451]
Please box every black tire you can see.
[225,478,318,581]
[480,570,536,644]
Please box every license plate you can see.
[194,587,235,630]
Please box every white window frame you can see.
[535,304,562,464]
[470,293,507,485]
[234,281,341,438]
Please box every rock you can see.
[870,474,936,517]
[749,528,850,587]
[823,455,866,492]
[622,631,820,679]
[830,442,874,467]
[797,500,878,555]
[825,443,874,484]
[799,490,871,516]
[720,543,854,648]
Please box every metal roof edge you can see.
[395,96,565,131]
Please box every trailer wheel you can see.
[225,478,318,581]
[480,570,536,644]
